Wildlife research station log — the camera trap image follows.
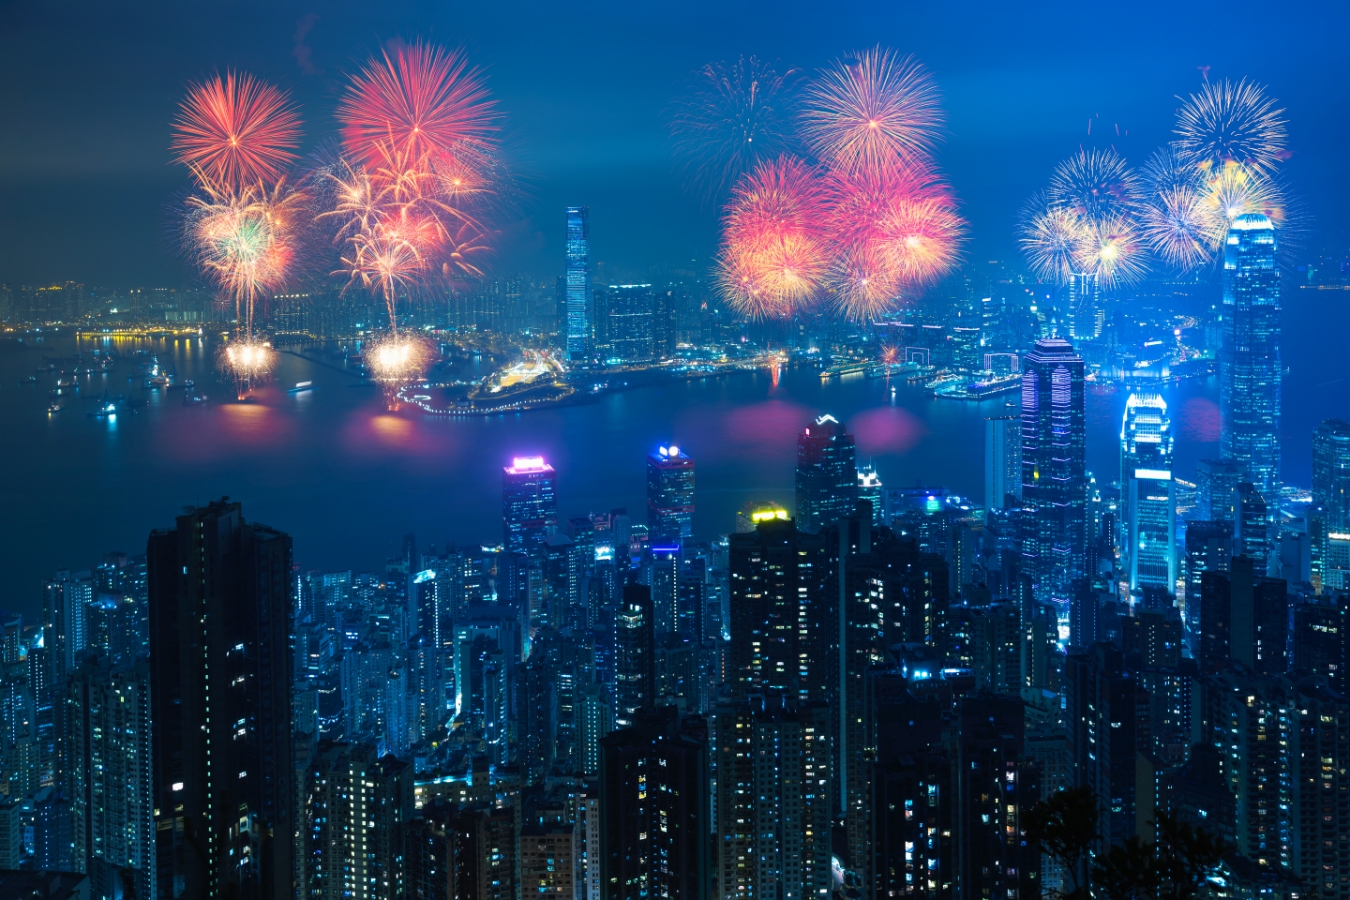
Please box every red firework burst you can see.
[800,47,942,174]
[338,41,499,169]
[172,72,302,190]
[717,157,829,318]
[824,161,964,318]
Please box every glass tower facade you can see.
[647,445,695,545]
[1313,419,1350,532]
[1020,337,1087,606]
[1120,393,1176,596]
[565,207,591,360]
[794,415,858,533]
[502,456,559,556]
[1219,213,1281,495]
[1067,271,1101,341]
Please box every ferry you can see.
[819,360,871,379]
[287,380,314,394]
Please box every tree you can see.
[1025,787,1101,900]
[1093,813,1227,900]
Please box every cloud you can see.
[293,13,319,76]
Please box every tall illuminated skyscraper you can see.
[502,456,559,556]
[1219,213,1281,496]
[1021,337,1087,606]
[1067,271,1101,341]
[857,462,884,525]
[647,445,695,544]
[795,414,858,533]
[564,206,591,360]
[1120,393,1176,596]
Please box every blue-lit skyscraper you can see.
[1067,271,1101,341]
[647,445,695,544]
[1020,337,1087,606]
[1219,213,1281,496]
[503,456,559,556]
[1121,393,1176,596]
[565,207,591,360]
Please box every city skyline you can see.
[4,5,1350,898]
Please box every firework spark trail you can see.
[668,56,799,202]
[799,47,943,175]
[1174,78,1286,176]
[338,41,498,169]
[172,72,302,191]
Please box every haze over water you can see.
[1,289,1345,620]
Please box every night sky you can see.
[1,0,1346,287]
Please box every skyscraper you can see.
[1067,271,1101,341]
[647,445,695,544]
[613,585,654,728]
[1020,337,1087,606]
[1195,458,1244,524]
[795,414,858,533]
[1312,419,1350,594]
[1120,393,1176,596]
[1219,213,1281,496]
[606,284,655,361]
[502,456,559,556]
[714,695,832,899]
[857,462,884,526]
[984,415,1022,510]
[147,499,294,899]
[1314,419,1350,530]
[599,706,708,900]
[565,206,591,360]
[727,516,829,703]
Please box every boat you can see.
[48,403,61,413]
[819,360,871,379]
[183,392,208,406]
[287,380,314,394]
[88,402,118,419]
[18,375,36,385]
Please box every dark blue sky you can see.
[1,0,1346,286]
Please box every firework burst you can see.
[172,72,302,191]
[1139,184,1215,271]
[366,331,434,382]
[828,242,900,321]
[1047,147,1139,220]
[337,216,429,332]
[187,178,306,334]
[669,56,799,202]
[218,338,277,394]
[716,156,829,319]
[800,47,943,174]
[338,41,498,169]
[822,163,964,319]
[1200,161,1285,232]
[1074,213,1148,287]
[1019,199,1086,285]
[1174,78,1286,176]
